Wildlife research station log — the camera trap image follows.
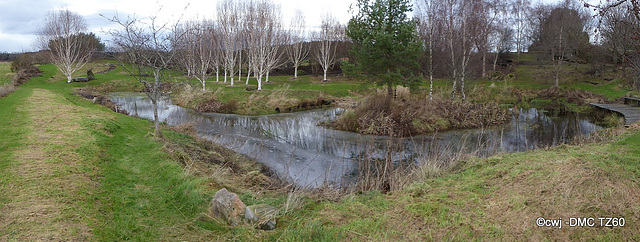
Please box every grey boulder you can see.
[245,204,278,230]
[211,188,246,226]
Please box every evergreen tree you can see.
[346,0,423,99]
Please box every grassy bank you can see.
[294,126,640,240]
[172,75,368,115]
[77,62,368,115]
[1,60,638,240]
[78,54,633,118]
[0,64,270,240]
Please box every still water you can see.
[109,93,601,187]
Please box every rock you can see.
[211,188,246,226]
[245,204,278,230]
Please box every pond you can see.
[109,93,601,187]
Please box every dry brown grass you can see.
[75,88,129,115]
[266,85,299,109]
[0,83,15,98]
[332,93,512,137]
[482,156,640,240]
[162,124,281,192]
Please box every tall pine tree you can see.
[346,0,423,100]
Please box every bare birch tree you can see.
[104,13,185,134]
[286,9,309,79]
[530,2,590,88]
[491,24,514,73]
[265,27,287,83]
[218,0,240,86]
[416,0,441,100]
[37,9,97,83]
[443,0,474,101]
[176,21,198,78]
[180,20,218,91]
[244,0,284,90]
[471,0,500,78]
[511,0,532,57]
[314,13,341,82]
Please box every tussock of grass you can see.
[332,92,512,137]
[0,83,15,98]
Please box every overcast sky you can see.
[0,0,566,53]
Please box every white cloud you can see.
[5,0,580,53]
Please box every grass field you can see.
[1,59,639,240]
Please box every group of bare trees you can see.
[170,0,345,91]
[40,0,640,108]
[593,0,640,90]
[414,0,600,98]
[415,0,535,100]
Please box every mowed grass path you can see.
[0,88,97,240]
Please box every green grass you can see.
[207,75,367,100]
[511,54,631,99]
[274,127,640,240]
[90,117,207,240]
[0,64,215,240]
[0,62,13,85]
[566,81,629,99]
[2,59,639,240]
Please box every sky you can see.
[0,0,567,53]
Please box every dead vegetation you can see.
[0,62,42,98]
[0,83,15,98]
[537,87,610,105]
[161,122,280,191]
[332,93,512,137]
[75,88,129,115]
[195,98,238,113]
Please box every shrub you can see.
[219,99,238,114]
[0,83,16,98]
[195,98,238,114]
[10,57,33,73]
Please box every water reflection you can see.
[109,93,601,187]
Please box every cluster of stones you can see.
[210,188,278,230]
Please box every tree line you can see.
[172,0,349,91]
[34,0,640,133]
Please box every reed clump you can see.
[332,93,512,137]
